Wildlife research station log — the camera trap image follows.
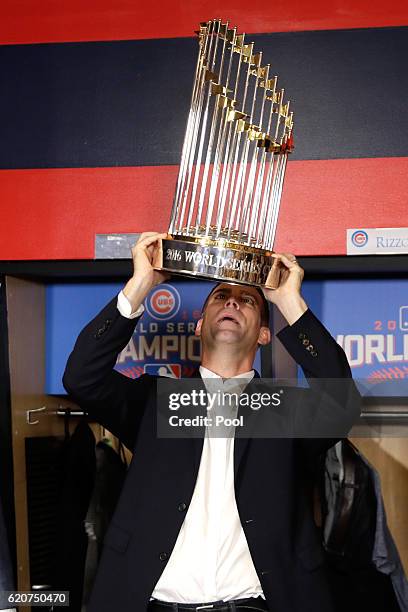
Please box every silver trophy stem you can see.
[171,27,208,213]
[259,150,277,247]
[192,20,224,230]
[216,39,246,237]
[172,21,216,234]
[207,29,237,237]
[214,30,241,237]
[265,97,291,248]
[252,80,276,247]
[250,149,268,247]
[226,43,255,234]
[265,152,286,249]
[264,155,283,249]
[268,106,292,247]
[269,153,288,248]
[224,42,254,235]
[263,89,286,248]
[201,25,232,233]
[215,120,235,233]
[180,20,221,233]
[245,64,270,243]
[197,20,227,227]
[256,76,278,246]
[169,25,210,234]
[235,53,262,242]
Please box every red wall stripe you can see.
[1,0,408,45]
[1,158,407,260]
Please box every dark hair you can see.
[201,282,270,327]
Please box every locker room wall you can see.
[0,0,407,259]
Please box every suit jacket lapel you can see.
[234,370,260,483]
[190,367,261,483]
[190,368,206,474]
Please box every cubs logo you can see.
[351,230,368,247]
[145,284,181,320]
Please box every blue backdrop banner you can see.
[46,278,408,396]
[302,278,408,396]
[45,279,262,394]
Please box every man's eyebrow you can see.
[212,287,231,296]
[242,292,262,306]
[212,287,259,302]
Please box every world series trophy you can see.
[154,19,294,288]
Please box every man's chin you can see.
[213,329,243,343]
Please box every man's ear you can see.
[195,318,203,337]
[257,325,271,346]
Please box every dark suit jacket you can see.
[63,296,360,612]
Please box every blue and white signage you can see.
[302,278,408,396]
[46,279,261,394]
[347,227,408,254]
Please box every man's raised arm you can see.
[263,253,361,456]
[62,232,169,449]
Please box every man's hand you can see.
[262,253,308,325]
[122,232,171,313]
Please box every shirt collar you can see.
[199,365,254,381]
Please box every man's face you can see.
[195,283,271,350]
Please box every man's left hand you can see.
[262,253,308,325]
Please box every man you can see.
[63,232,360,612]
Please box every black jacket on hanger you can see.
[82,440,127,608]
[319,439,406,612]
[0,496,15,611]
[52,421,96,612]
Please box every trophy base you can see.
[153,235,282,289]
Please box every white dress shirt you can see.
[117,289,145,319]
[117,291,265,603]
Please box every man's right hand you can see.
[122,232,171,313]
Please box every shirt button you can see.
[298,333,305,340]
[302,338,310,346]
[311,350,318,357]
[178,502,187,512]
[159,552,169,561]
